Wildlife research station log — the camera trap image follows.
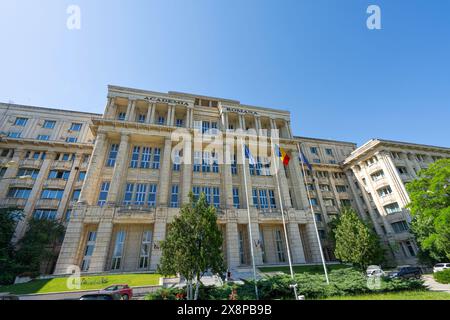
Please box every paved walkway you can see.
[423,275,450,293]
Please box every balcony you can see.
[379,194,397,206]
[51,161,74,171]
[35,199,61,208]
[0,198,27,208]
[325,205,339,213]
[43,179,68,189]
[19,159,42,169]
[7,178,36,189]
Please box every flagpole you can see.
[296,143,330,285]
[240,137,259,300]
[271,142,299,300]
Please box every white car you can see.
[366,265,385,277]
[433,263,450,273]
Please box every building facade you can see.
[0,86,448,275]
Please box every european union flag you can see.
[300,151,313,172]
[244,145,256,165]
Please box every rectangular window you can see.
[310,147,318,155]
[336,185,347,193]
[14,117,28,126]
[391,221,409,234]
[378,186,393,197]
[130,146,141,168]
[43,120,56,129]
[259,189,269,209]
[111,231,126,270]
[61,153,72,161]
[231,154,237,175]
[212,187,220,208]
[202,152,211,172]
[66,137,78,143]
[107,144,119,167]
[139,230,153,269]
[173,150,181,171]
[138,114,146,123]
[98,182,110,206]
[140,147,152,169]
[8,132,21,138]
[0,167,6,178]
[48,170,70,180]
[202,187,212,204]
[384,202,402,214]
[152,148,161,169]
[7,188,32,199]
[78,171,86,182]
[37,135,50,141]
[324,198,335,207]
[310,198,318,206]
[325,148,333,156]
[41,189,64,200]
[176,119,183,127]
[33,209,57,220]
[193,151,202,172]
[147,184,157,207]
[371,170,385,182]
[158,116,165,125]
[70,123,82,131]
[268,190,276,209]
[252,189,259,208]
[275,230,286,262]
[232,187,240,209]
[212,152,219,173]
[170,185,179,208]
[135,184,147,205]
[65,209,72,222]
[123,183,134,205]
[72,189,81,201]
[118,112,126,121]
[202,121,210,134]
[193,186,201,201]
[17,168,39,179]
[81,231,97,271]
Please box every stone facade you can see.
[0,88,449,275]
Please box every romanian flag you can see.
[275,144,290,166]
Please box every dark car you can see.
[388,266,422,279]
[79,293,122,300]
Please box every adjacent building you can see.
[0,86,448,274]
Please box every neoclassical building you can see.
[0,86,448,274]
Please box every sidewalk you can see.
[423,275,450,293]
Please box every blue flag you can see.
[300,150,313,172]
[244,145,256,165]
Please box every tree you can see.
[332,207,385,270]
[0,207,24,284]
[406,159,450,263]
[158,193,225,300]
[15,218,65,275]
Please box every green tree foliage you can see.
[406,159,450,263]
[332,207,385,270]
[158,193,225,300]
[0,207,24,284]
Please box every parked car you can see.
[388,266,422,279]
[99,284,133,300]
[366,265,385,277]
[433,263,450,273]
[79,293,122,300]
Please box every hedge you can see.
[434,269,450,284]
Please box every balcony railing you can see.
[0,198,27,207]
[19,159,42,168]
[35,199,61,208]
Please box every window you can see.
[72,189,81,201]
[319,184,331,192]
[37,135,50,141]
[384,202,402,214]
[310,147,318,155]
[233,187,240,209]
[0,167,7,178]
[158,116,165,125]
[212,152,219,173]
[33,209,57,220]
[202,121,210,134]
[14,117,28,126]
[147,184,157,207]
[324,198,335,207]
[397,167,408,175]
[391,221,409,234]
[138,114,146,123]
[231,154,237,175]
[107,144,119,167]
[268,190,276,209]
[340,199,352,207]
[202,152,211,172]
[81,231,97,271]
[98,182,110,206]
[377,186,393,197]
[135,184,147,205]
[275,230,286,262]
[65,209,72,222]
[212,187,220,208]
[130,146,140,168]
[176,119,183,127]
[259,190,269,209]
[170,185,179,208]
[313,159,321,164]
[17,168,39,179]
[325,148,333,156]
[61,153,72,161]
[48,170,70,180]
[252,189,259,208]
[70,123,82,131]
[371,170,385,182]
[193,186,201,201]
[7,188,31,199]
[193,151,201,172]
[123,183,134,205]
[118,112,126,121]
[306,184,315,191]
[152,148,161,169]
[78,171,86,181]
[8,132,21,138]
[111,231,126,270]
[43,120,56,129]
[140,147,151,169]
[173,150,181,171]
[41,189,64,200]
[315,213,322,222]
[310,198,318,206]
[139,231,153,269]
[318,229,326,240]
[336,185,347,193]
[66,137,78,143]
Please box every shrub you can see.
[434,269,450,284]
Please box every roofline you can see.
[295,135,357,147]
[0,102,102,117]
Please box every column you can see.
[238,141,253,209]
[54,215,85,274]
[56,154,83,220]
[222,139,234,209]
[287,222,306,263]
[226,222,240,269]
[188,108,194,128]
[158,138,173,207]
[150,103,156,124]
[240,115,246,130]
[79,132,108,205]
[284,121,292,139]
[104,97,116,119]
[88,219,114,272]
[167,105,173,126]
[181,138,192,205]
[306,222,323,263]
[125,100,136,122]
[146,103,153,124]
[250,222,264,265]
[150,220,167,270]
[254,116,261,134]
[288,150,309,210]
[275,159,292,210]
[170,105,176,126]
[107,133,130,205]
[0,149,24,199]
[13,152,55,242]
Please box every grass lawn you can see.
[259,264,350,274]
[0,273,161,295]
[323,291,450,300]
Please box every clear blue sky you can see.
[0,0,449,147]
